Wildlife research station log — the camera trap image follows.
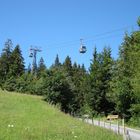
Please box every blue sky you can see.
[0,0,140,69]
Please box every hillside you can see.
[0,90,122,140]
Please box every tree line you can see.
[0,18,140,127]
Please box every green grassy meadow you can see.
[0,90,122,140]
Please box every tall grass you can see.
[0,91,122,140]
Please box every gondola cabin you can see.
[79,45,87,53]
[29,52,33,57]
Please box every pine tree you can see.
[3,39,13,58]
[0,39,13,86]
[89,47,101,115]
[71,62,88,115]
[73,62,78,70]
[100,47,114,115]
[37,57,46,77]
[63,56,72,76]
[81,64,86,73]
[89,47,113,116]
[8,45,25,77]
[54,54,61,67]
[115,28,140,120]
[27,63,31,74]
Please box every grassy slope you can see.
[0,90,122,140]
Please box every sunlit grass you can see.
[0,90,122,140]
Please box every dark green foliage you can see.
[3,76,16,91]
[8,45,25,77]
[71,62,88,115]
[63,56,72,76]
[114,31,140,120]
[37,57,46,78]
[44,69,74,113]
[129,104,140,127]
[27,63,31,74]
[15,73,34,93]
[50,54,61,70]
[89,47,114,116]
[44,57,88,114]
[54,54,61,67]
[0,43,25,91]
[0,39,13,86]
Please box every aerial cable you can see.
[84,24,137,41]
[44,33,126,50]
[29,24,137,54]
[46,24,137,48]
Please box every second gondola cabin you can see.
[29,52,33,57]
[79,45,87,53]
[79,39,87,53]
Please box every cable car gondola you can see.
[79,45,87,53]
[79,39,87,53]
[29,52,33,57]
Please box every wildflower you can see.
[8,124,14,128]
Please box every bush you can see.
[128,104,140,127]
[3,77,16,91]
